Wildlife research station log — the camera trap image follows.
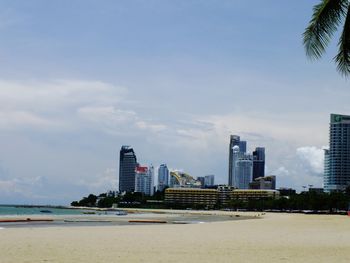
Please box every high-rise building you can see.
[252,147,265,180]
[135,165,154,196]
[229,143,253,189]
[228,135,246,185]
[234,155,253,189]
[158,164,169,192]
[204,175,215,187]
[229,145,241,187]
[324,114,350,192]
[119,146,137,193]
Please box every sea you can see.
[0,205,89,216]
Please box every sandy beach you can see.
[0,212,350,263]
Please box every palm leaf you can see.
[303,0,348,60]
[335,5,350,76]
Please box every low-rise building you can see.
[217,185,234,206]
[165,188,218,208]
[165,187,279,208]
[249,175,276,190]
[231,189,279,200]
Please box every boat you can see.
[115,210,127,216]
[40,210,52,213]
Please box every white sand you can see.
[0,212,350,263]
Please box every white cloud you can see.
[78,106,136,121]
[135,121,167,132]
[0,176,47,199]
[76,168,118,193]
[0,79,171,137]
[272,166,290,177]
[0,79,126,111]
[0,110,62,130]
[296,146,326,174]
[0,80,121,133]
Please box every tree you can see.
[303,0,350,76]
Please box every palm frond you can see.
[335,5,350,76]
[303,0,348,60]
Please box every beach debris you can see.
[128,220,167,224]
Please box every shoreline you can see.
[0,209,260,229]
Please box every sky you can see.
[0,0,349,205]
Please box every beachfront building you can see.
[217,185,235,206]
[119,146,137,193]
[157,164,169,192]
[324,114,350,192]
[165,188,218,208]
[231,189,279,201]
[165,187,280,208]
[135,165,154,196]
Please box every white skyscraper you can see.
[158,164,169,192]
[235,156,253,189]
[230,145,253,189]
[135,165,154,196]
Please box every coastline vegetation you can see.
[71,188,350,213]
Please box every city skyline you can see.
[0,1,349,204]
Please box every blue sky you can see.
[0,0,348,204]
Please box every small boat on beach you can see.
[115,210,127,216]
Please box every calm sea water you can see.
[0,205,88,216]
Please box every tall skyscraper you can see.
[228,135,246,185]
[234,154,253,189]
[119,146,137,193]
[324,114,350,192]
[252,147,265,180]
[135,165,154,196]
[158,164,169,192]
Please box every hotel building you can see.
[324,114,350,192]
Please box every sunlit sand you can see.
[0,212,350,262]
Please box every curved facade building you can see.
[324,114,350,192]
[119,146,137,193]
